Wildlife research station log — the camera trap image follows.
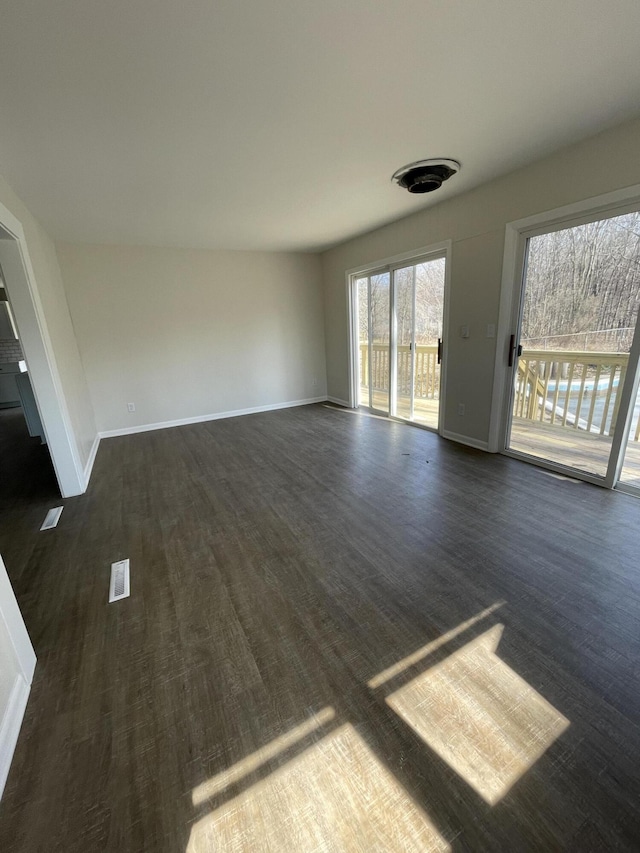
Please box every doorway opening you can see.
[351,248,448,432]
[1,266,47,438]
[0,206,85,500]
[0,264,58,518]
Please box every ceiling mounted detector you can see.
[391,158,461,194]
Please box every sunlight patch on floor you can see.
[368,602,505,689]
[192,707,335,806]
[187,723,449,852]
[386,624,570,805]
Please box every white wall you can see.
[0,174,97,474]
[322,116,640,446]
[57,244,327,432]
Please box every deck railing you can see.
[360,344,639,442]
[515,348,640,440]
[359,343,440,399]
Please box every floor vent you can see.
[109,559,130,603]
[40,506,63,531]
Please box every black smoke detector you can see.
[392,158,461,194]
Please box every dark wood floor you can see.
[0,406,60,566]
[1,403,640,851]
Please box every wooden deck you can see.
[362,388,440,429]
[510,418,640,485]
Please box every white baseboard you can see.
[326,396,352,408]
[0,675,30,801]
[98,397,328,439]
[441,429,490,452]
[83,434,101,489]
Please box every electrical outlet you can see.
[458,403,465,416]
[127,402,136,413]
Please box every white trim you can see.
[442,429,489,452]
[83,434,101,489]
[326,396,351,407]
[489,182,640,456]
[501,183,640,238]
[0,203,85,497]
[346,270,359,408]
[438,241,453,436]
[0,555,35,685]
[0,675,30,801]
[488,222,524,452]
[98,397,327,439]
[0,552,35,802]
[605,305,640,488]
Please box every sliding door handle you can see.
[508,334,523,367]
[437,338,443,364]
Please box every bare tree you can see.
[522,212,640,351]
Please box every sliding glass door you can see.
[506,208,640,488]
[356,253,446,431]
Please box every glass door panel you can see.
[393,265,415,420]
[356,277,370,408]
[508,211,640,478]
[414,258,445,429]
[369,272,390,414]
[391,258,445,427]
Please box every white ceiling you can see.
[0,0,639,252]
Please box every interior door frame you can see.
[489,183,640,488]
[0,201,86,496]
[347,240,452,435]
[0,550,36,800]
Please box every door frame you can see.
[0,551,36,800]
[0,201,85,497]
[347,240,452,434]
[489,183,640,487]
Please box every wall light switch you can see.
[487,324,496,338]
[460,325,470,338]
